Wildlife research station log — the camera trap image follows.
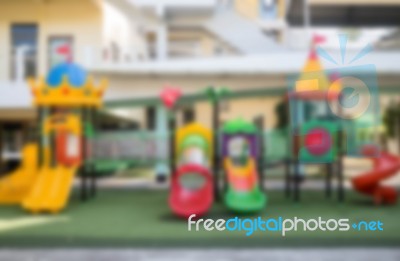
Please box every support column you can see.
[326,163,332,198]
[80,108,88,202]
[156,25,168,61]
[38,107,49,167]
[337,129,344,202]
[89,108,97,198]
[337,102,344,203]
[0,122,3,173]
[292,99,301,202]
[254,116,265,191]
[213,100,221,202]
[168,113,177,180]
[156,3,168,61]
[37,108,42,167]
[284,158,291,198]
[155,105,169,183]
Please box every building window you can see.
[48,36,73,68]
[259,0,278,20]
[10,24,38,80]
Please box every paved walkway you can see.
[0,248,399,261]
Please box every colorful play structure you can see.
[352,145,400,205]
[0,37,399,219]
[286,42,344,202]
[285,36,400,205]
[222,119,266,213]
[168,37,400,217]
[168,119,267,217]
[0,143,38,203]
[0,62,106,213]
[169,123,213,218]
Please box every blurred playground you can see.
[1,39,400,249]
[0,0,400,254]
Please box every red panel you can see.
[304,128,332,156]
[56,131,82,166]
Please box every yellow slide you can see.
[22,165,78,213]
[0,144,38,204]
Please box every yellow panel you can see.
[42,166,78,213]
[0,143,38,204]
[224,158,255,177]
[22,167,56,213]
[298,54,331,91]
[22,165,77,213]
[295,79,320,92]
[176,123,213,163]
[28,77,107,108]
[44,114,81,135]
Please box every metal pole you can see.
[284,158,291,198]
[337,130,344,202]
[285,99,291,198]
[326,163,332,198]
[254,116,265,191]
[337,102,344,202]
[292,98,300,202]
[293,131,300,202]
[80,108,88,201]
[0,122,3,173]
[397,101,400,155]
[213,99,221,202]
[37,107,43,167]
[169,111,176,178]
[50,107,57,168]
[89,107,97,198]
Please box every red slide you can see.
[352,146,400,205]
[169,164,213,218]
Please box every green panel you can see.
[225,187,267,213]
[204,86,231,103]
[264,128,288,162]
[85,122,95,138]
[179,135,209,158]
[222,118,258,134]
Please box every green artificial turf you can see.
[0,189,399,248]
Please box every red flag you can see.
[313,34,326,44]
